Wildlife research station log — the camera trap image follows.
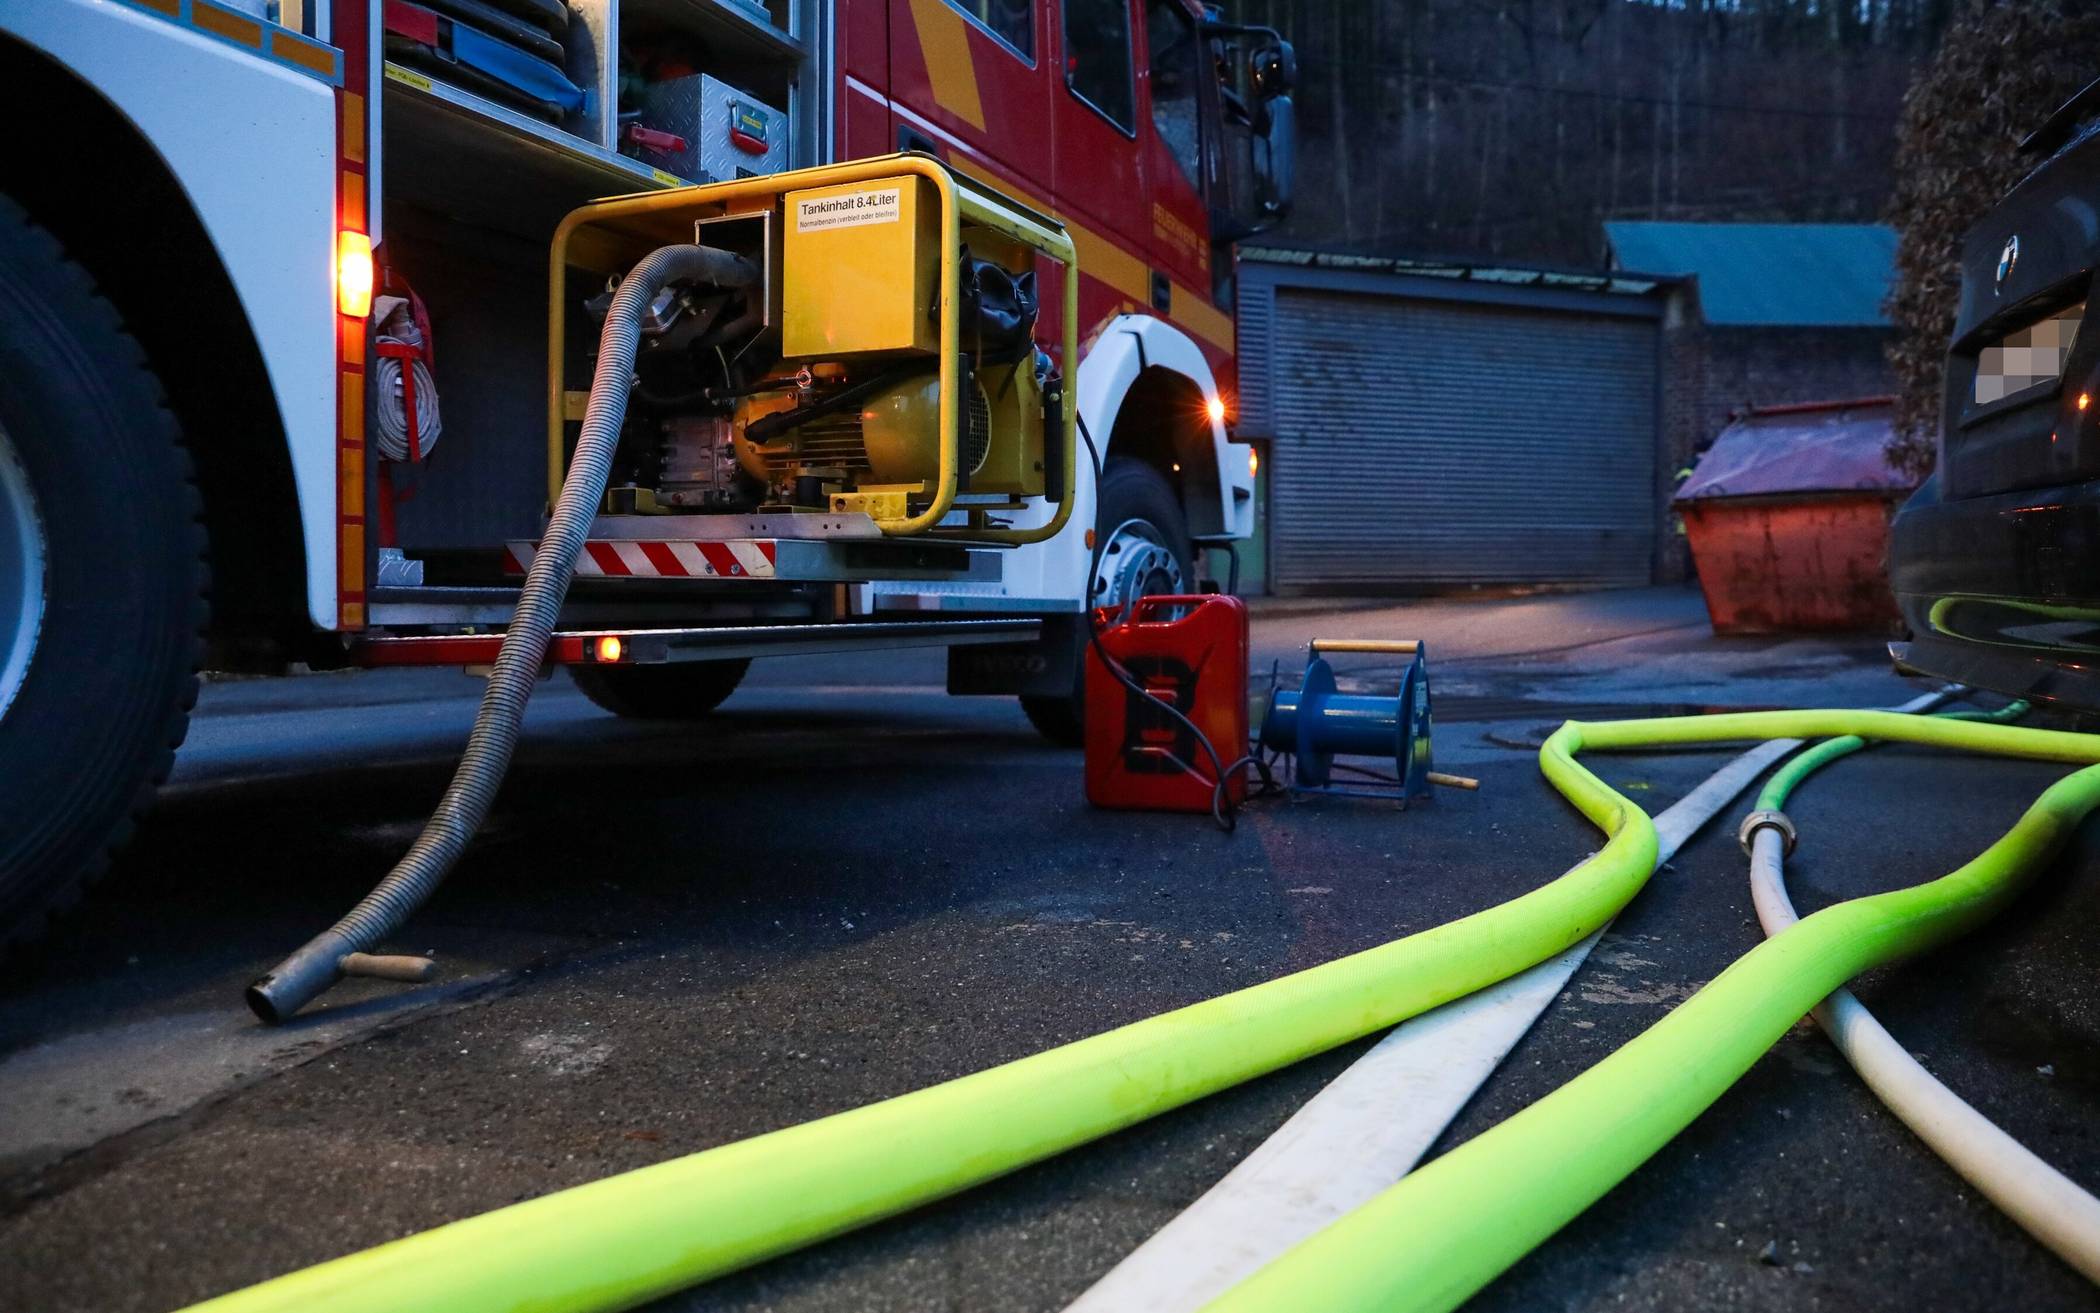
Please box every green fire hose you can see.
[1746,701,2100,1283]
[176,708,2100,1313]
[1753,699,2027,815]
[1204,708,2100,1313]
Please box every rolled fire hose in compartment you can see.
[244,243,756,1025]
[372,293,440,464]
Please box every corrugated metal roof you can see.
[1239,245,1665,297]
[1603,222,1895,327]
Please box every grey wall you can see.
[1699,326,1895,444]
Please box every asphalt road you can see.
[2,586,2096,1312]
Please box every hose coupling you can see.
[1737,808,1797,856]
[246,929,359,1024]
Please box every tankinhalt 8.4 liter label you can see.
[794,187,902,232]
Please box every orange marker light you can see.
[1248,446,1260,478]
[337,231,374,318]
[594,635,624,663]
[2081,392,2091,412]
[1206,395,1227,425]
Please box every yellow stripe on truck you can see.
[341,91,366,165]
[905,0,986,131]
[1169,280,1234,352]
[1072,228,1153,308]
[340,446,364,518]
[269,26,340,79]
[191,0,264,46]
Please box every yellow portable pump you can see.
[547,155,1080,541]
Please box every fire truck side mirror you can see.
[1201,21,1296,237]
[1251,39,1296,100]
[1257,94,1296,221]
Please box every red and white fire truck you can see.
[0,0,1294,949]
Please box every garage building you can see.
[1232,247,1691,595]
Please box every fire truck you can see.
[0,0,1293,955]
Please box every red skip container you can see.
[1674,398,1918,634]
[1084,595,1249,813]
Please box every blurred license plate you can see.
[1975,300,2084,404]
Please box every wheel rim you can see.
[0,420,46,719]
[1093,517,1185,610]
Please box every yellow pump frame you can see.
[546,154,1080,543]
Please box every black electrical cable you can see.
[1075,413,1275,830]
[741,364,929,445]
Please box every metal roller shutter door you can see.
[1268,288,1657,590]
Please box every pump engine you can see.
[556,160,1074,539]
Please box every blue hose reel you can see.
[1260,639,1440,805]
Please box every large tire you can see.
[0,197,207,949]
[1019,457,1192,747]
[570,658,751,719]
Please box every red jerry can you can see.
[1084,595,1250,812]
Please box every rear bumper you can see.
[1889,474,2100,708]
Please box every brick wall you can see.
[1655,283,1708,583]
[1699,326,1895,442]
[1650,320,1894,582]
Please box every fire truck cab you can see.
[0,0,1294,945]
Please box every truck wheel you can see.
[570,659,751,719]
[1020,457,1192,747]
[0,197,207,949]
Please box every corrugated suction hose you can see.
[246,244,757,1024]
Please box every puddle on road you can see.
[0,970,512,1186]
[519,1031,613,1076]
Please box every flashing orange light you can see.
[1248,446,1260,478]
[1206,395,1227,425]
[337,230,374,318]
[2081,392,2092,412]
[594,635,624,664]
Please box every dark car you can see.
[1889,79,2100,709]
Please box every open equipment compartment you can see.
[373,0,820,588]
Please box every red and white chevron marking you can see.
[503,539,778,579]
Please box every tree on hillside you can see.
[1236,0,1948,266]
[1884,0,2100,474]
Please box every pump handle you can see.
[1310,639,1420,655]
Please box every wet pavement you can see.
[2,585,2095,1312]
